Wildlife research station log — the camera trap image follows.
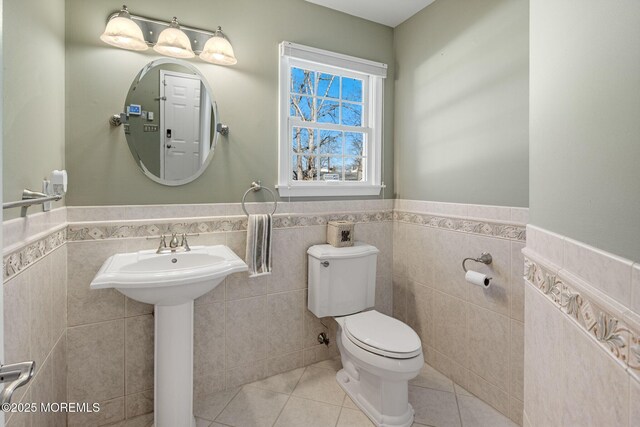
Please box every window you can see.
[278,42,387,197]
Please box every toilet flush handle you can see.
[321,261,330,267]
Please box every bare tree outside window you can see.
[290,68,365,182]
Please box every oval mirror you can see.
[124,58,218,186]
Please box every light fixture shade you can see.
[199,27,237,65]
[100,6,148,51]
[153,17,195,59]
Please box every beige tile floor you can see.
[190,358,518,427]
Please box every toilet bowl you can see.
[334,310,423,427]
[307,243,424,427]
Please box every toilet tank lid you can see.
[307,242,379,259]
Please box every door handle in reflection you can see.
[0,361,35,404]
[166,144,173,149]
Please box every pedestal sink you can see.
[91,245,248,427]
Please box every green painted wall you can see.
[530,0,640,262]
[393,0,529,207]
[65,0,394,206]
[3,0,65,219]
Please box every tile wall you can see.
[3,208,68,427]
[523,225,640,427]
[392,200,528,426]
[3,199,532,426]
[61,200,393,425]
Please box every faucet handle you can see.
[156,235,167,254]
[181,233,191,252]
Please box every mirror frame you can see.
[125,58,220,186]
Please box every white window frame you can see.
[278,41,387,197]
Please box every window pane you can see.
[319,130,342,155]
[341,102,362,126]
[292,155,317,181]
[290,95,314,121]
[291,67,315,95]
[317,99,340,124]
[344,157,364,181]
[291,127,317,154]
[320,156,342,181]
[317,73,339,99]
[342,77,363,102]
[281,49,382,193]
[345,132,364,156]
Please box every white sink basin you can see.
[90,244,248,427]
[91,245,247,305]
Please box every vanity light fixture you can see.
[153,17,195,59]
[100,5,148,51]
[199,27,237,65]
[101,5,237,65]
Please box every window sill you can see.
[276,184,384,197]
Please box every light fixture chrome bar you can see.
[3,190,63,210]
[107,11,218,54]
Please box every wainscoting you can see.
[392,200,527,425]
[523,225,640,427]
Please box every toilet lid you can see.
[344,311,422,359]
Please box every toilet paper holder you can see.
[462,252,493,273]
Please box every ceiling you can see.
[306,0,436,28]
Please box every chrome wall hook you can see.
[462,252,492,273]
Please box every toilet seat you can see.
[343,311,422,359]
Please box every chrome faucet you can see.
[157,233,191,254]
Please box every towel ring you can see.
[241,181,277,217]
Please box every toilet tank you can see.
[307,242,379,318]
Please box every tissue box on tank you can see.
[327,221,354,247]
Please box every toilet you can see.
[307,242,424,427]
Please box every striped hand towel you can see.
[246,214,272,277]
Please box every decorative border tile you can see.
[3,229,66,282]
[524,257,640,380]
[67,211,394,242]
[4,210,394,281]
[274,211,393,228]
[394,210,526,242]
[67,218,247,241]
[4,206,518,282]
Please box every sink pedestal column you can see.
[154,301,196,427]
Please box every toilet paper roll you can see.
[465,270,491,288]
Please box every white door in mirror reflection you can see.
[161,71,211,181]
